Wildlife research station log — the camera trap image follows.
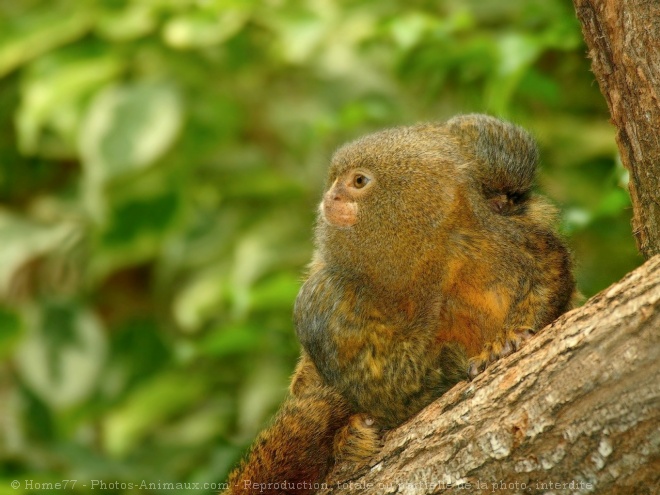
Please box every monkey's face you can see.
[320,168,375,228]
[316,125,464,288]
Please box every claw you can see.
[501,338,514,357]
[467,359,485,380]
[467,327,537,379]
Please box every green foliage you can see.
[0,0,642,491]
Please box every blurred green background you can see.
[0,0,643,493]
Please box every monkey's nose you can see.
[324,190,342,202]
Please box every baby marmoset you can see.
[225,114,575,494]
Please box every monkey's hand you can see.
[467,326,536,380]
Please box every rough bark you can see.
[320,255,660,495]
[573,0,660,258]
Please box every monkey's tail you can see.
[224,359,352,495]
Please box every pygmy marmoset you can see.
[225,114,576,494]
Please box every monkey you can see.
[223,114,576,493]
[294,114,575,428]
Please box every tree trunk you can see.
[319,255,660,494]
[572,0,660,258]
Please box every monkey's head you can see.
[315,114,540,293]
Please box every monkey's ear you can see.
[446,114,538,214]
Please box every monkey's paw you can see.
[467,327,536,380]
[333,413,381,467]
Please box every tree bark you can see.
[320,255,660,495]
[572,0,660,258]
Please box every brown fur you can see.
[224,114,575,493]
[225,356,351,494]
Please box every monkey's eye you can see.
[352,174,370,189]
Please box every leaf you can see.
[16,44,124,155]
[483,33,543,114]
[103,372,207,456]
[562,207,591,234]
[0,212,79,296]
[0,3,91,77]
[595,188,632,218]
[497,33,541,77]
[249,271,301,312]
[163,8,249,49]
[14,302,107,410]
[268,10,326,64]
[91,190,181,280]
[198,323,263,357]
[389,12,436,50]
[95,2,158,41]
[173,267,228,333]
[0,306,22,358]
[101,192,180,246]
[79,80,182,184]
[107,318,171,391]
[236,360,289,439]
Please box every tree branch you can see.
[320,255,660,494]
